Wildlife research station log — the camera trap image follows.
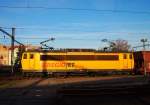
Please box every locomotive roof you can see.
[24,49,132,53]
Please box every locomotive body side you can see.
[21,51,134,74]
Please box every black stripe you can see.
[40,55,119,61]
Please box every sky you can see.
[0,0,150,50]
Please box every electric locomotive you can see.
[21,49,134,76]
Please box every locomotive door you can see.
[123,54,128,69]
[29,53,35,70]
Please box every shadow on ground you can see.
[0,76,150,105]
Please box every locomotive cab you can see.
[21,52,40,73]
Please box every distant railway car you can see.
[134,51,150,74]
[21,50,134,75]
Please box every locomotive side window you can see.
[66,55,95,60]
[30,54,34,59]
[40,55,65,60]
[40,55,119,60]
[96,55,119,60]
[129,54,132,59]
[23,54,27,59]
[123,54,127,59]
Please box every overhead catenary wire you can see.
[1,26,150,36]
[0,37,147,40]
[0,5,150,15]
[0,37,103,41]
[0,28,24,46]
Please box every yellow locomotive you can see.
[21,49,134,75]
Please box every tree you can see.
[101,39,131,52]
[111,39,131,51]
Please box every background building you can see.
[0,44,9,65]
[0,43,40,66]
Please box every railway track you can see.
[56,94,150,105]
[56,77,150,105]
[58,83,150,95]
[0,76,149,105]
[57,84,150,105]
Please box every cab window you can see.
[129,54,132,59]
[30,54,34,59]
[23,54,27,59]
[123,54,127,59]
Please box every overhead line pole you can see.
[133,39,148,76]
[141,39,148,76]
[11,28,15,74]
[0,27,24,75]
[0,28,24,46]
[132,44,150,49]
